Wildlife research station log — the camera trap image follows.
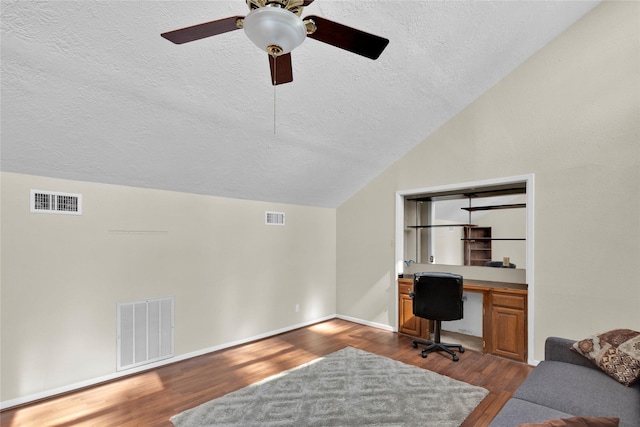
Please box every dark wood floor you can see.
[1,319,533,427]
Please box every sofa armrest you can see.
[544,337,598,369]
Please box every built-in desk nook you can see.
[398,277,528,362]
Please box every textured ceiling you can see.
[1,0,599,207]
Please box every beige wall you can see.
[2,0,639,406]
[0,172,336,402]
[336,1,640,360]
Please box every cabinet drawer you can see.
[492,292,525,310]
[399,283,413,295]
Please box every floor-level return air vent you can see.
[265,211,285,225]
[30,189,82,215]
[117,296,174,371]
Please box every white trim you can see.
[395,174,536,364]
[395,190,406,332]
[525,175,535,365]
[335,314,394,332]
[0,314,336,410]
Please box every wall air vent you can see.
[265,211,285,225]
[30,189,82,215]
[117,296,174,371]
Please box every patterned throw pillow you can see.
[571,329,640,386]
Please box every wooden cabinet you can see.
[398,280,430,339]
[398,279,528,362]
[464,226,492,266]
[487,290,527,362]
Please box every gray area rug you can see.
[171,346,488,427]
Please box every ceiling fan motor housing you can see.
[247,0,306,16]
[243,7,307,55]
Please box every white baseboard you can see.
[0,314,337,410]
[335,314,394,332]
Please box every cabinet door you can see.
[490,292,527,362]
[399,293,421,336]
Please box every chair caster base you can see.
[413,339,464,362]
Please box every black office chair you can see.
[410,272,465,361]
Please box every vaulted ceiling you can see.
[1,1,599,207]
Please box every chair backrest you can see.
[485,261,516,268]
[413,272,463,321]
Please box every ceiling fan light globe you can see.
[243,7,306,55]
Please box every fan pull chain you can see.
[272,53,277,134]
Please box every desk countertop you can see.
[398,275,527,293]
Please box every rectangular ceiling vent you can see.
[265,211,285,226]
[30,189,82,215]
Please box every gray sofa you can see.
[489,337,640,427]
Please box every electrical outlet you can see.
[295,304,299,312]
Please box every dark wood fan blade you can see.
[161,16,244,44]
[302,0,315,6]
[268,53,294,86]
[305,15,389,60]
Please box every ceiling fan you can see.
[161,0,389,85]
